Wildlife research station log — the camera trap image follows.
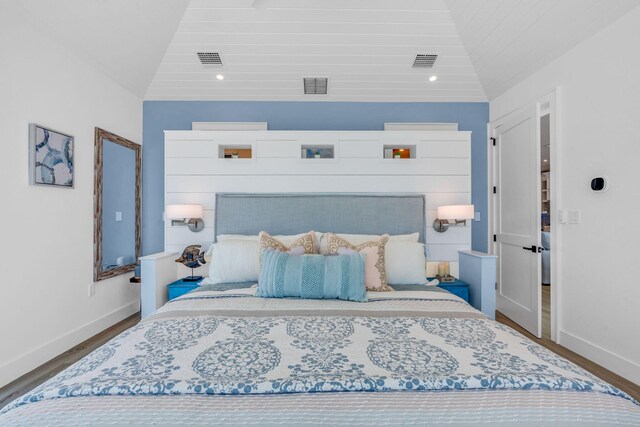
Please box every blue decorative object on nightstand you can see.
[167,279,200,301]
[432,278,470,303]
[175,245,207,282]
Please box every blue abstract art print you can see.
[29,124,74,188]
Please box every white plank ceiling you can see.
[146,0,485,102]
[15,0,637,101]
[146,0,639,102]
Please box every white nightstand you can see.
[458,250,497,319]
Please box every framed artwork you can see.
[29,123,74,188]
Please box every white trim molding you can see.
[0,302,139,388]
[191,122,268,131]
[558,329,640,385]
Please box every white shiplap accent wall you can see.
[164,130,471,264]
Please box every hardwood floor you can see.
[534,286,637,398]
[2,309,638,408]
[497,310,640,401]
[541,284,551,339]
[0,313,140,408]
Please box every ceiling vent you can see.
[197,52,223,66]
[303,78,328,95]
[413,54,438,68]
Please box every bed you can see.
[1,194,638,425]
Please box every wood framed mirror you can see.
[93,127,141,281]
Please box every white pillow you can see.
[201,240,260,285]
[385,241,427,285]
[319,232,419,255]
[202,233,424,285]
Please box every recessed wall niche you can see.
[301,145,335,159]
[383,145,416,159]
[218,145,253,159]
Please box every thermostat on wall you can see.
[590,177,608,192]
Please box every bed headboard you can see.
[214,193,426,243]
[165,130,472,262]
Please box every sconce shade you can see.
[437,205,474,220]
[166,204,203,220]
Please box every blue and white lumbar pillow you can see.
[257,250,367,302]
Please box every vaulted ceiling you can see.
[9,0,191,97]
[445,0,640,99]
[146,0,485,102]
[13,0,640,102]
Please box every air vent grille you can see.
[303,78,328,95]
[197,52,223,66]
[413,54,438,68]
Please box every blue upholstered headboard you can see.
[214,193,426,243]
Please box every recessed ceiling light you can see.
[429,75,438,82]
[216,74,224,80]
[543,159,548,162]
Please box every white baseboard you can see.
[0,301,139,388]
[558,329,640,386]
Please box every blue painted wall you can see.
[142,101,489,255]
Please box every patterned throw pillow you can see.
[258,231,316,264]
[257,251,367,302]
[326,233,391,292]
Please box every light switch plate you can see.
[115,211,123,222]
[558,210,566,224]
[474,212,481,222]
[568,210,581,224]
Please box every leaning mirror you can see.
[94,128,141,281]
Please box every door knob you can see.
[522,245,542,253]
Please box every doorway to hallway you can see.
[490,91,557,341]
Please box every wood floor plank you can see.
[0,313,140,408]
[542,284,551,339]
[496,310,640,402]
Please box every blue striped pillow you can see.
[257,251,367,302]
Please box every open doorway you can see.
[490,90,558,341]
[540,113,551,340]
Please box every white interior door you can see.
[494,106,542,337]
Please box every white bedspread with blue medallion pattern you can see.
[1,285,639,425]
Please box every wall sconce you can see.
[433,204,474,233]
[166,204,204,232]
